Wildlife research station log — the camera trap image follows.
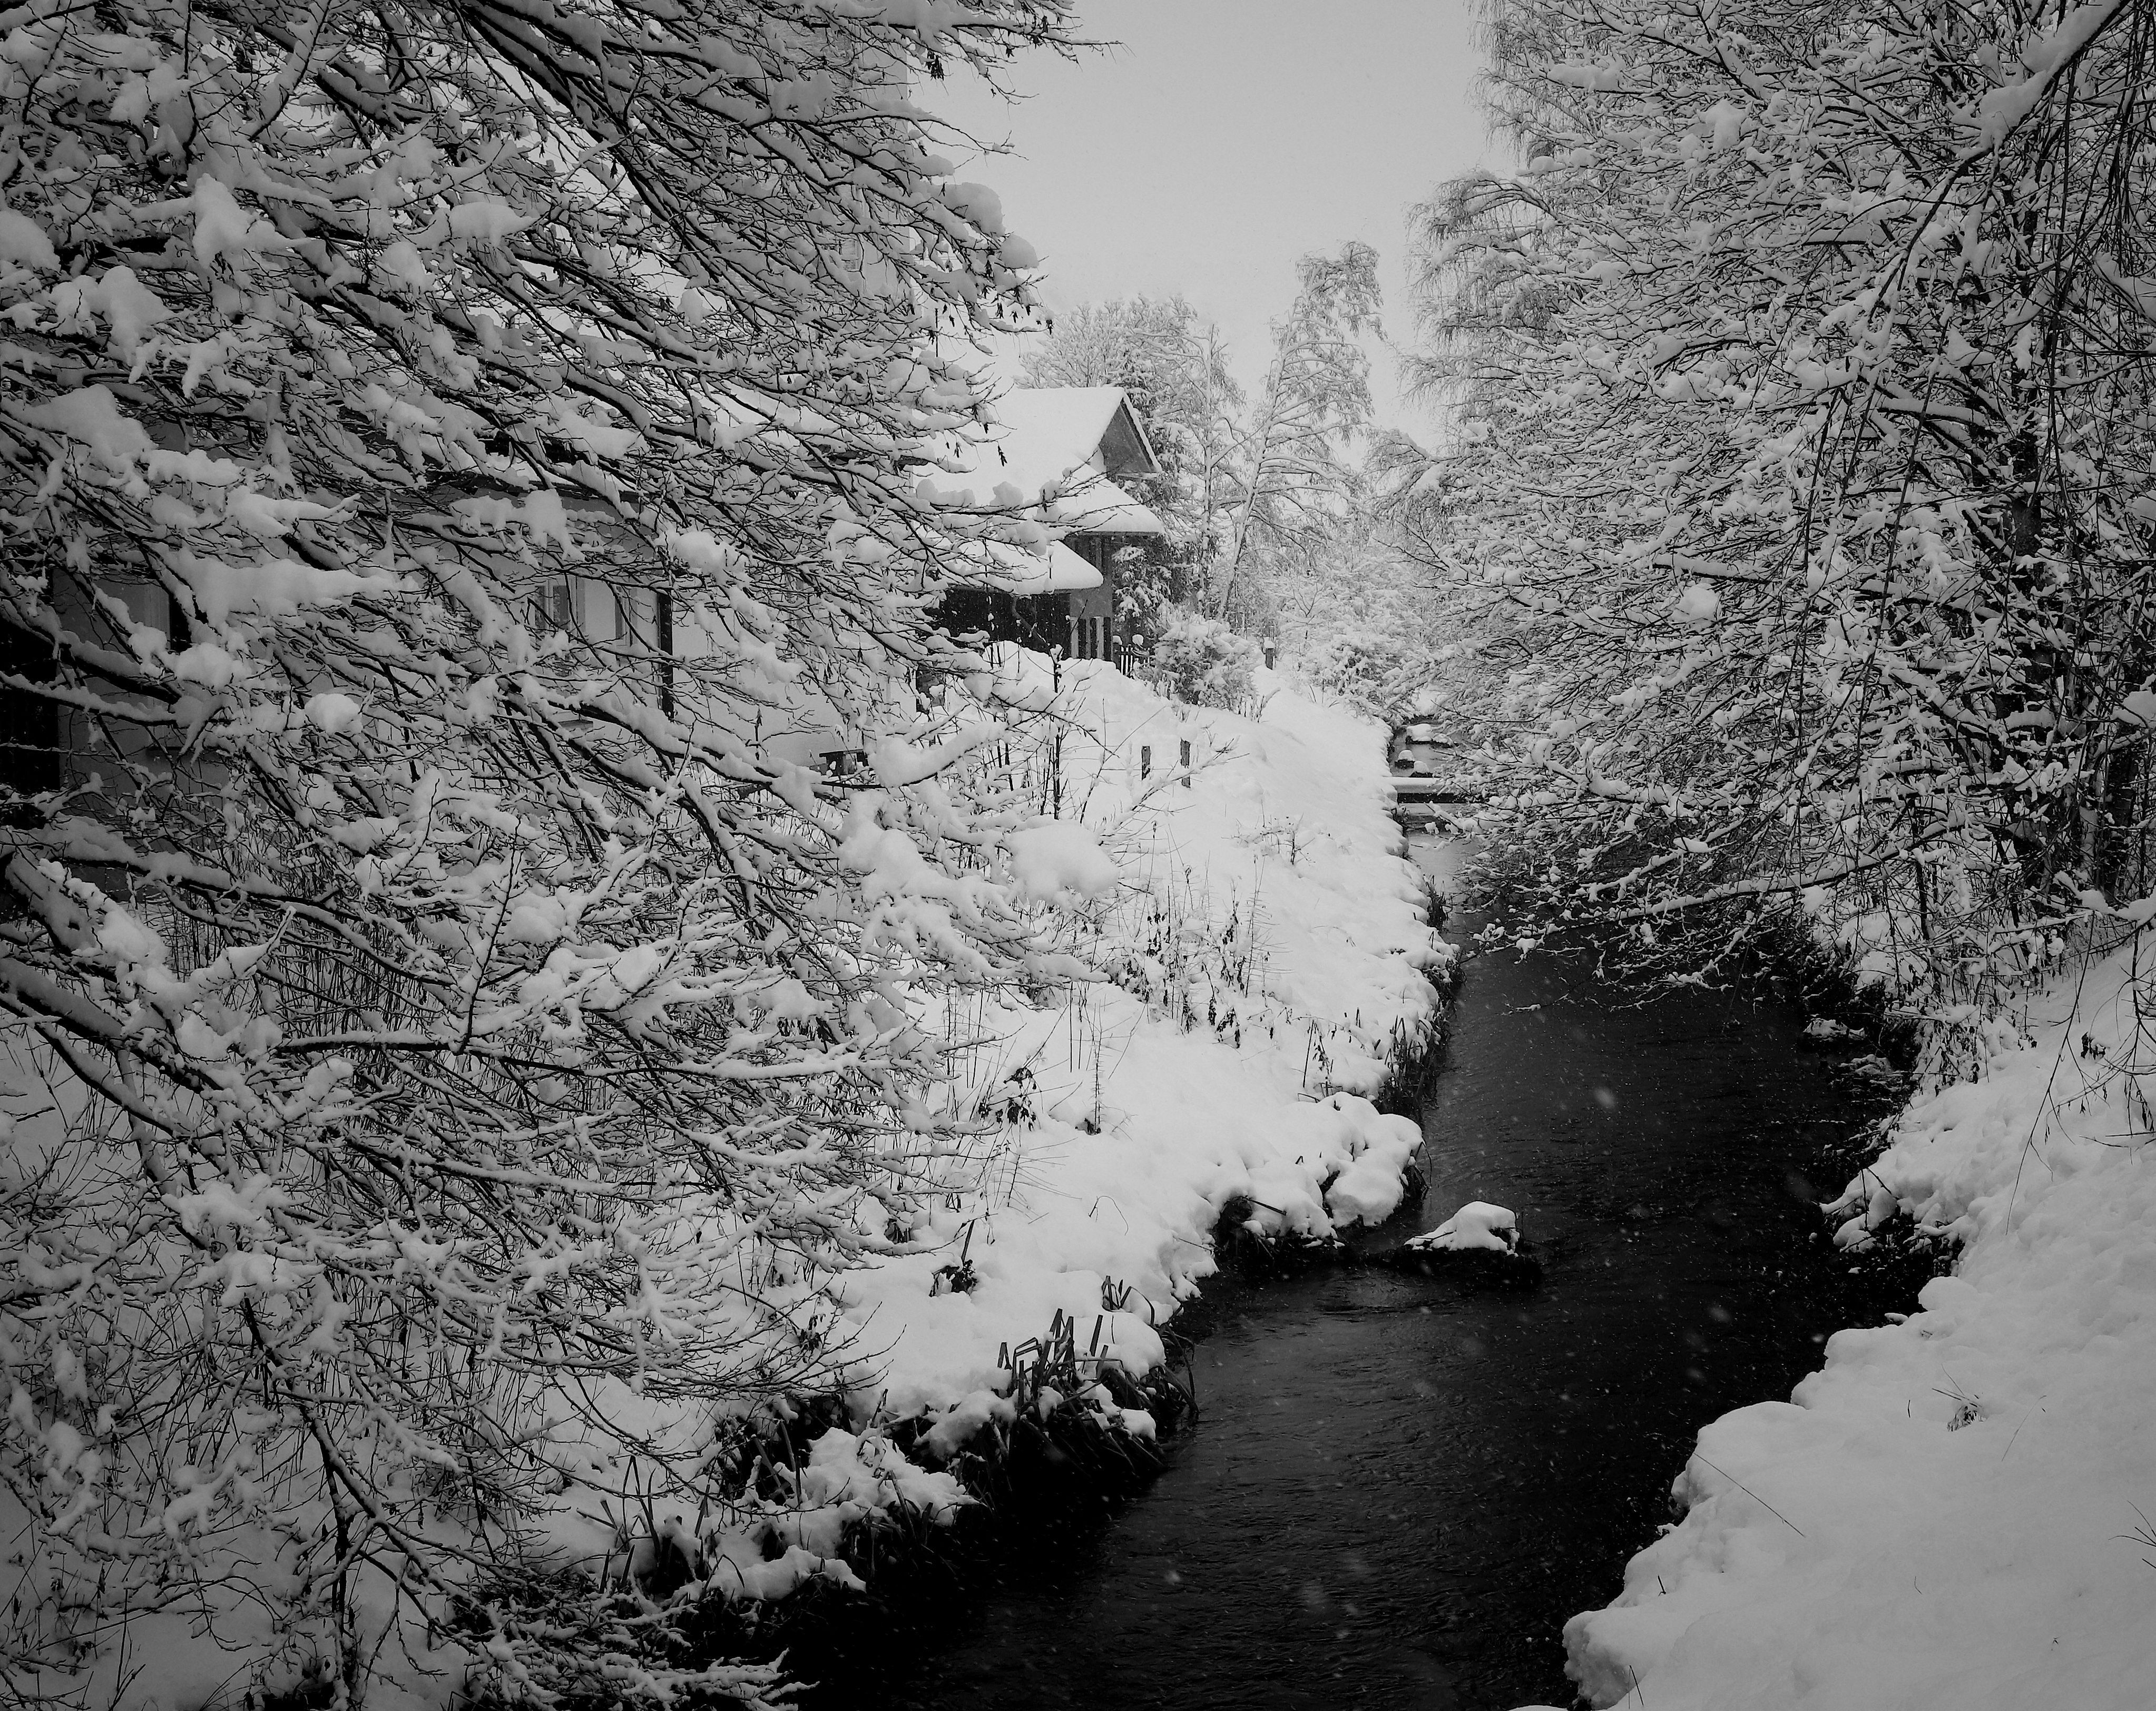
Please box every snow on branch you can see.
[0,0,1085,1703]
[1396,0,2156,1001]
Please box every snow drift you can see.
[1560,939,2156,1709]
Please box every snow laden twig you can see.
[1386,0,2156,1021]
[0,1,1096,1705]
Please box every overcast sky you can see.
[926,0,1496,437]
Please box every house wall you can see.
[1065,533,1118,661]
[1010,592,1065,653]
[938,587,1064,656]
[932,532,1144,664]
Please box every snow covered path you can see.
[1561,942,2156,1709]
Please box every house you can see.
[938,386,1164,664]
[3,476,682,822]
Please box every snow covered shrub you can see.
[1150,608,1262,709]
[1308,628,1411,712]
[0,1,1082,1705]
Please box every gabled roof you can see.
[970,386,1164,538]
[986,384,1160,490]
[953,538,1103,596]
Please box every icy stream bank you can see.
[660,664,1453,1675]
[1562,938,2156,1709]
[786,839,1916,1708]
[831,659,1451,1421]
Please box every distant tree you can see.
[1211,242,1383,623]
[1274,526,1437,712]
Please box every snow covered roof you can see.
[1008,540,1104,596]
[969,386,1164,537]
[1042,476,1163,537]
[992,387,1159,484]
[952,538,1103,597]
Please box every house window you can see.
[587,582,620,643]
[535,576,633,641]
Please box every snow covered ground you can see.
[1555,937,2156,1709]
[834,655,1449,1420]
[492,656,1451,1642]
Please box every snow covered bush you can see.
[0,1,1085,1705]
[1150,608,1262,709]
[1307,625,1413,713]
[1394,0,2156,1017]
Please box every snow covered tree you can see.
[1398,0,2156,1019]
[1017,259,1382,645]
[0,1,1087,1705]
[1277,527,1439,711]
[1211,241,1382,626]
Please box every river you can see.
[791,834,1914,1708]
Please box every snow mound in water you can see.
[1406,1201,1519,1253]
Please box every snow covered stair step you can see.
[1386,1201,1542,1285]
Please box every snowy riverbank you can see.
[835,655,1449,1420]
[1559,938,2156,1709]
[524,655,1453,1661]
[0,648,1448,1711]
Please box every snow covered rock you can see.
[1388,1201,1541,1285]
[1410,1200,1520,1252]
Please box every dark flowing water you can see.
[800,837,1908,1709]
